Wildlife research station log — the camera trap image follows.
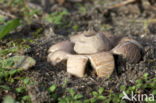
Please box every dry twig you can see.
[108,0,136,9]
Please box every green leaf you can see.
[24,77,30,85]
[0,19,21,40]
[97,95,105,100]
[136,79,142,84]
[0,85,10,90]
[83,99,89,103]
[22,95,30,101]
[64,96,72,101]
[131,86,136,91]
[44,10,69,27]
[136,83,142,88]
[9,70,17,76]
[1,58,14,68]
[58,98,66,103]
[90,98,96,103]
[120,100,126,103]
[74,100,82,103]
[143,73,148,79]
[67,88,75,97]
[3,95,15,103]
[128,86,136,91]
[92,91,98,97]
[125,90,130,95]
[154,77,156,82]
[152,90,156,95]
[0,15,5,23]
[79,7,86,13]
[74,94,83,100]
[149,82,155,88]
[136,79,143,88]
[73,24,79,31]
[49,84,57,92]
[120,85,126,91]
[16,87,24,93]
[0,47,17,56]
[98,88,104,94]
[63,78,67,88]
[119,93,124,98]
[112,95,120,102]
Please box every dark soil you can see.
[0,0,156,102]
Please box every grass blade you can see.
[0,19,21,40]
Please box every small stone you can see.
[0,55,36,70]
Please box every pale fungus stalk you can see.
[67,55,88,77]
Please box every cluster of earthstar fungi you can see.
[47,30,143,78]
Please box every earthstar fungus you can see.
[47,30,143,78]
